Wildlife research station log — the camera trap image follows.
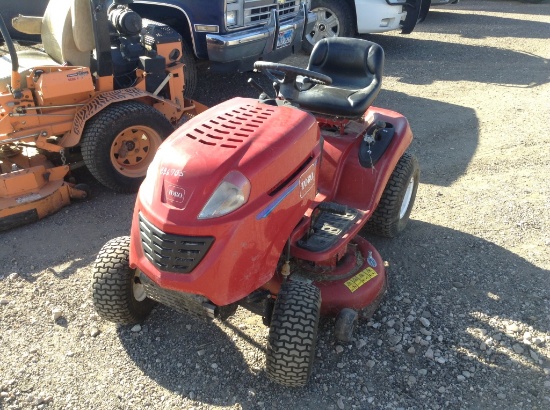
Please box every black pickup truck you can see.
[0,0,314,97]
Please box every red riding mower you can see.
[92,38,420,387]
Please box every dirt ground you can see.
[1,1,549,409]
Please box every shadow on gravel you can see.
[116,307,261,408]
[419,9,550,39]
[375,89,479,188]
[449,0,550,15]
[361,34,549,87]
[357,220,550,408]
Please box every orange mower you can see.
[0,0,204,231]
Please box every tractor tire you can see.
[92,236,155,324]
[364,152,420,238]
[81,101,173,193]
[266,281,321,387]
[181,40,197,98]
[302,0,355,55]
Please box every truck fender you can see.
[131,1,197,56]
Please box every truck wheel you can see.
[181,40,197,98]
[92,236,155,324]
[266,281,321,387]
[81,101,173,193]
[364,152,420,238]
[302,0,354,54]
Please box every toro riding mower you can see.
[0,0,203,231]
[92,38,420,387]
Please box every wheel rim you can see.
[133,275,147,302]
[306,7,340,46]
[110,125,163,177]
[399,175,416,219]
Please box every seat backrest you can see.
[307,38,384,91]
[41,0,95,67]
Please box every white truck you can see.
[303,0,432,53]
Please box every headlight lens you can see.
[226,10,237,26]
[198,171,250,219]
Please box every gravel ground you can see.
[1,1,549,409]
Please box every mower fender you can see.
[321,106,413,214]
[59,88,180,148]
[314,236,387,318]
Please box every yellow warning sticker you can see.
[344,267,378,293]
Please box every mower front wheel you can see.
[266,281,321,387]
[92,236,155,324]
[364,152,420,238]
[81,101,174,193]
[334,308,358,343]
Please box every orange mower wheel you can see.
[81,101,174,193]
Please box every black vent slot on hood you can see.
[139,213,214,273]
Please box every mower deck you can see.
[0,152,87,230]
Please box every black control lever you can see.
[247,78,270,100]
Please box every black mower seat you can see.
[294,38,384,119]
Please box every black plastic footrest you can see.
[317,201,348,215]
[298,206,359,252]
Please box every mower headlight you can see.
[198,171,250,219]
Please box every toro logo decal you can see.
[164,182,185,204]
[299,162,316,198]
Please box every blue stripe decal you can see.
[256,180,299,220]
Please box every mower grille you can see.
[139,213,214,273]
[184,104,275,149]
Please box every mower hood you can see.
[139,97,319,226]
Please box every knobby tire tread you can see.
[81,101,173,193]
[266,281,321,387]
[365,152,419,238]
[92,236,154,324]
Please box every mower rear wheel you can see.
[81,101,174,193]
[92,236,155,324]
[266,281,321,387]
[364,152,419,238]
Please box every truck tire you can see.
[81,101,173,193]
[92,236,155,324]
[266,281,321,387]
[181,40,197,98]
[364,152,420,238]
[302,0,355,54]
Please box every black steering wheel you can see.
[254,61,332,86]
